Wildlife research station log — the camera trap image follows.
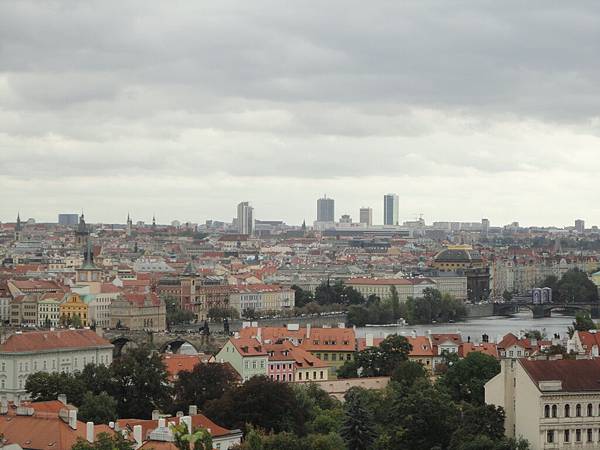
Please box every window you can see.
[576,429,581,442]
[332,354,337,361]
[588,429,593,443]
[552,405,557,418]
[565,404,571,417]
[588,403,593,417]
[547,430,554,443]
[544,405,550,418]
[320,371,324,379]
[576,404,582,417]
[564,429,570,443]
[298,372,302,380]
[346,354,351,360]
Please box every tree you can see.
[449,403,506,449]
[171,422,213,450]
[502,290,513,302]
[242,307,258,320]
[389,285,401,320]
[208,307,239,322]
[165,296,195,325]
[25,371,86,406]
[555,269,599,304]
[173,362,238,412]
[111,345,172,419]
[352,334,412,377]
[390,360,427,386]
[291,285,314,308]
[340,390,377,450]
[439,352,500,405]
[389,379,459,450]
[72,432,134,450]
[568,311,596,337]
[78,392,118,424]
[347,305,370,327]
[204,376,309,434]
[80,363,114,396]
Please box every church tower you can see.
[126,213,133,237]
[75,213,89,248]
[14,213,22,242]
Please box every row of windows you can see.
[0,354,111,374]
[244,360,266,370]
[545,403,598,418]
[271,363,293,370]
[547,428,596,444]
[315,353,352,362]
[298,370,325,381]
[270,373,294,381]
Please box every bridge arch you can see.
[159,337,200,354]
[110,336,139,357]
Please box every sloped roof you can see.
[520,359,600,392]
[0,329,113,353]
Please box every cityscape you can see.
[2,1,600,450]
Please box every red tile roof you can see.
[0,329,113,353]
[520,359,600,392]
[238,326,356,352]
[230,338,267,356]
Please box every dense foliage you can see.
[26,345,171,422]
[541,269,599,303]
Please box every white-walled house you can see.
[486,358,600,449]
[0,329,113,401]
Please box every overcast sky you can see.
[1,1,600,227]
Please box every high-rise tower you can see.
[383,194,399,225]
[317,195,335,222]
[237,202,254,235]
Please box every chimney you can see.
[176,411,184,418]
[58,394,67,405]
[181,416,192,432]
[306,324,311,339]
[68,409,77,430]
[158,418,166,428]
[411,329,417,339]
[133,425,143,449]
[188,405,198,416]
[366,334,374,347]
[257,327,262,343]
[86,421,95,443]
[152,410,160,420]
[109,421,115,429]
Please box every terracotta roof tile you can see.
[0,329,112,353]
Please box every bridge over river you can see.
[100,329,228,357]
[493,298,600,319]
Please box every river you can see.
[356,311,575,342]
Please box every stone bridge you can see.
[100,329,228,357]
[493,301,600,319]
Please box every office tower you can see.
[482,218,490,234]
[383,193,399,225]
[237,201,254,235]
[58,213,79,226]
[575,219,585,233]
[317,196,335,222]
[360,207,373,226]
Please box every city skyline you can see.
[2,2,600,227]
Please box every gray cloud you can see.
[1,1,600,225]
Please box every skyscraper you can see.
[359,207,373,226]
[575,219,585,233]
[237,201,254,235]
[383,193,399,225]
[317,196,335,222]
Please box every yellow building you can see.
[59,293,89,326]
